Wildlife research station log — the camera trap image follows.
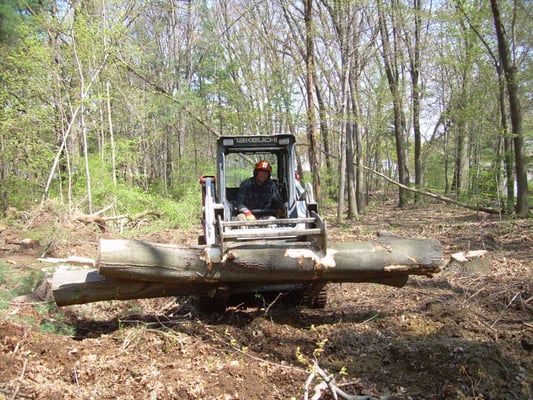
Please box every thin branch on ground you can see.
[263,292,284,315]
[0,388,32,399]
[10,358,29,400]
[491,291,522,328]
[305,360,386,400]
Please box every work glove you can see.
[244,211,256,220]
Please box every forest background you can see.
[0,0,531,226]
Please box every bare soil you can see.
[0,200,532,399]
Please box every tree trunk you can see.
[490,0,529,217]
[410,0,422,203]
[305,0,321,202]
[315,83,334,199]
[346,120,358,220]
[0,131,8,215]
[336,52,350,222]
[377,0,410,207]
[51,237,442,306]
[350,74,365,215]
[452,120,469,196]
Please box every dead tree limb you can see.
[307,361,381,400]
[74,209,161,231]
[363,165,501,214]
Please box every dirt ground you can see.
[0,200,532,399]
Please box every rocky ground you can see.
[0,199,531,399]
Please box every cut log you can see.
[97,237,441,282]
[51,237,442,306]
[51,268,217,307]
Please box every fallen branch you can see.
[5,238,40,249]
[74,209,162,231]
[306,361,385,400]
[11,357,29,400]
[491,291,522,328]
[0,388,32,399]
[363,166,501,214]
[93,204,114,216]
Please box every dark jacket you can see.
[236,177,284,213]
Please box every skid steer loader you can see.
[51,134,441,309]
[199,134,328,309]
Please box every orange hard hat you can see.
[254,160,272,172]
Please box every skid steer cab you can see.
[199,134,327,253]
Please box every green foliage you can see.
[0,0,531,218]
[0,0,19,43]
[0,0,45,43]
[469,166,501,204]
[0,261,45,311]
[320,166,339,202]
[0,0,56,213]
[457,365,486,400]
[38,319,75,336]
[0,262,8,287]
[168,185,202,229]
[2,145,204,231]
[3,174,46,211]
[63,155,202,230]
[0,260,75,335]
[37,305,76,336]
[424,151,448,190]
[17,269,45,296]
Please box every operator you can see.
[236,159,284,220]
